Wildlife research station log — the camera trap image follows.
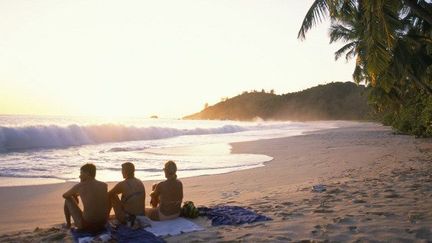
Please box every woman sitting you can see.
[146,160,183,220]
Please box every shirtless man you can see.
[146,160,183,221]
[109,162,145,224]
[63,163,109,233]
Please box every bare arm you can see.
[150,183,160,207]
[108,182,123,198]
[179,182,183,201]
[63,184,79,199]
[143,182,146,206]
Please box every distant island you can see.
[184,82,371,121]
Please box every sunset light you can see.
[0,0,354,118]
[2,0,430,240]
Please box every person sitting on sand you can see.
[146,160,183,221]
[63,163,109,233]
[109,162,145,224]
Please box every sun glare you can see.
[0,0,354,118]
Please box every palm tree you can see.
[326,1,366,84]
[298,0,431,39]
[298,0,431,89]
[298,0,432,136]
[404,0,432,25]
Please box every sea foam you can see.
[0,124,247,152]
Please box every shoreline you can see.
[1,121,432,241]
[0,120,350,188]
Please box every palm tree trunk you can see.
[404,0,432,25]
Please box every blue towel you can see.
[70,224,165,243]
[70,227,109,243]
[198,205,272,226]
[111,225,165,243]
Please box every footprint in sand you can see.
[274,236,292,241]
[320,194,339,203]
[278,211,305,220]
[243,223,267,229]
[326,188,344,194]
[352,199,367,204]
[281,201,293,207]
[299,187,310,192]
[384,193,401,198]
[313,208,334,214]
[221,190,240,199]
[333,216,355,224]
[369,204,385,208]
[225,200,238,204]
[273,204,284,209]
[370,191,381,198]
[236,233,253,240]
[366,211,396,218]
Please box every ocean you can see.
[0,115,337,186]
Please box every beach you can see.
[1,121,432,242]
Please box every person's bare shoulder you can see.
[73,181,85,191]
[116,180,125,188]
[109,180,124,195]
[63,181,83,198]
[95,180,107,189]
[135,178,144,187]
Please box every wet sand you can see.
[1,122,432,242]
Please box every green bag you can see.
[181,201,199,218]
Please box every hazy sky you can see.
[0,0,355,118]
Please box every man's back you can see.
[77,180,109,223]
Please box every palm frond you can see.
[329,24,353,43]
[297,0,329,40]
[362,0,400,84]
[344,43,359,60]
[334,41,358,60]
[353,57,365,84]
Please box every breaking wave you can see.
[0,124,248,152]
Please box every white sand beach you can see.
[1,121,431,242]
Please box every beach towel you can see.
[198,205,272,226]
[70,228,111,243]
[142,216,204,237]
[70,224,165,243]
[111,224,165,243]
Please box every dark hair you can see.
[122,162,135,178]
[80,163,96,178]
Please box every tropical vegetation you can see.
[298,0,432,136]
[184,82,371,121]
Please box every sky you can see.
[0,0,355,118]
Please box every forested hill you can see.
[184,82,371,121]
